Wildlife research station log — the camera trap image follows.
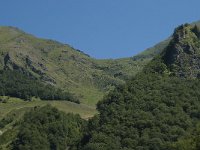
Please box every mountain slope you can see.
[1,21,199,106]
[0,26,152,105]
[83,23,200,150]
[2,21,200,150]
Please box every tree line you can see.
[0,70,79,103]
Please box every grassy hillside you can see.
[133,38,171,60]
[0,97,96,121]
[0,26,154,106]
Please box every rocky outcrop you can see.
[3,52,55,84]
[162,24,200,78]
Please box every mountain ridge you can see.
[1,21,200,105]
[0,26,151,105]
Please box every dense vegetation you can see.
[0,70,79,103]
[12,105,87,150]
[171,124,200,150]
[83,72,200,149]
[81,24,200,150]
[0,98,96,149]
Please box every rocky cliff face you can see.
[162,24,200,78]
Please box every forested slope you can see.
[83,23,200,150]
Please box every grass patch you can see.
[0,97,97,120]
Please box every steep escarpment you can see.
[163,24,200,78]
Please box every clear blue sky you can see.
[1,0,200,59]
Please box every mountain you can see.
[0,26,152,106]
[82,23,200,150]
[1,22,188,105]
[2,21,200,150]
[0,25,172,149]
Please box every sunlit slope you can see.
[0,26,153,105]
